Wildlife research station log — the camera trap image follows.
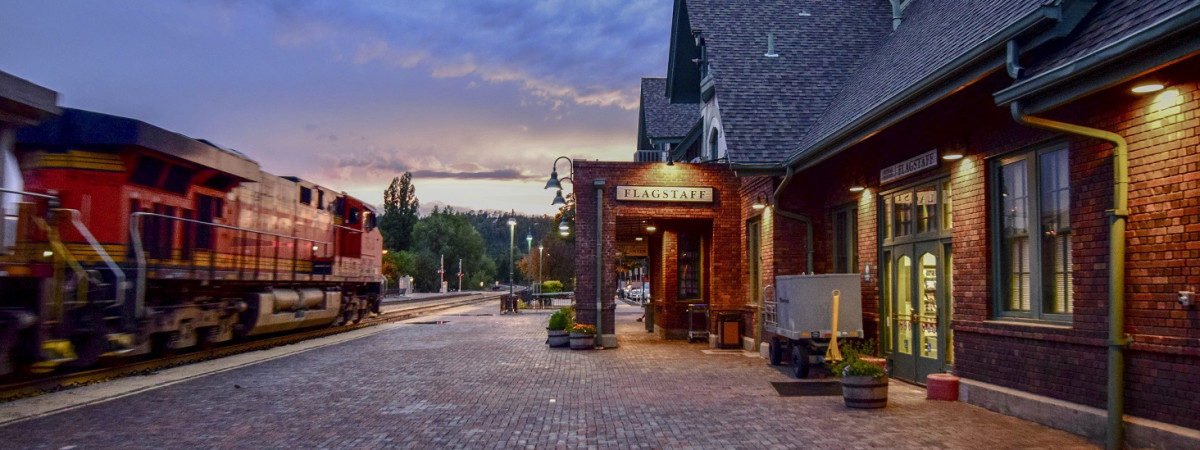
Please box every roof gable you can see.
[681,0,892,164]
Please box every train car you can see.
[0,108,383,375]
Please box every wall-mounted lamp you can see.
[646,222,657,232]
[635,237,644,242]
[864,263,872,282]
[849,186,866,193]
[751,196,768,210]
[1131,82,1164,94]
[942,151,964,161]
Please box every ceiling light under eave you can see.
[1131,82,1164,94]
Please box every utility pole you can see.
[457,258,463,292]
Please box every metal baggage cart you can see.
[764,274,864,378]
[686,303,709,343]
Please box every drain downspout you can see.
[771,166,814,273]
[1009,101,1128,450]
[595,179,606,347]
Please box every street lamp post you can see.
[538,243,544,306]
[507,217,517,314]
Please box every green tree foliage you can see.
[410,208,495,292]
[382,250,417,284]
[461,210,555,285]
[518,231,575,291]
[379,172,420,252]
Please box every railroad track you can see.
[0,293,500,403]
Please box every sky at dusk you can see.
[0,0,672,216]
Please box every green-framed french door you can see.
[886,239,950,383]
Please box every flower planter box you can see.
[842,375,888,409]
[569,333,595,350]
[547,329,569,347]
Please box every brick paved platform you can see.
[0,303,1097,449]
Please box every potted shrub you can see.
[568,323,597,350]
[837,358,889,409]
[547,310,570,347]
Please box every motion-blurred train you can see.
[1,109,383,375]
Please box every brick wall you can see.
[950,69,1200,428]
[573,162,744,338]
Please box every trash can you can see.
[716,311,742,349]
[643,300,654,332]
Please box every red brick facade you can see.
[776,64,1200,429]
[573,162,745,339]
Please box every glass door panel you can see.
[918,252,938,359]
[895,255,912,355]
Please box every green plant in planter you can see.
[568,323,596,335]
[548,311,569,331]
[841,359,887,378]
[827,339,882,376]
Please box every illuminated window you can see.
[993,145,1072,322]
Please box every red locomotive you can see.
[1,108,383,375]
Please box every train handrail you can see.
[31,216,90,320]
[61,209,126,311]
[0,188,58,201]
[129,212,334,319]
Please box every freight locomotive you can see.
[0,108,383,375]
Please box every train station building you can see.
[565,0,1200,448]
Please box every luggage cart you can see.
[686,303,709,343]
[764,274,864,378]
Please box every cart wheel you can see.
[768,338,783,366]
[791,344,810,378]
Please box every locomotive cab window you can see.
[299,187,313,205]
[348,207,361,225]
[364,212,376,231]
[131,156,165,187]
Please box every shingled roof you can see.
[639,77,699,147]
[679,0,891,164]
[788,0,1047,163]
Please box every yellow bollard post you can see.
[826,289,843,363]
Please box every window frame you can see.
[881,176,952,247]
[989,142,1073,324]
[832,204,858,273]
[676,232,704,301]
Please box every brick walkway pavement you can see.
[0,303,1097,449]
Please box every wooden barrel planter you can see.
[842,375,888,409]
[569,333,595,350]
[547,329,569,347]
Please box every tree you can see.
[517,231,575,291]
[379,172,419,252]
[382,250,417,284]
[409,209,495,292]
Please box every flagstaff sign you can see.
[616,185,714,203]
[880,149,939,184]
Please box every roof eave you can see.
[782,3,1064,173]
[993,5,1200,114]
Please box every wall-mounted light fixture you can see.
[942,151,964,161]
[849,186,866,193]
[752,196,767,210]
[1131,82,1164,94]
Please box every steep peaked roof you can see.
[640,77,699,143]
[678,0,891,164]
